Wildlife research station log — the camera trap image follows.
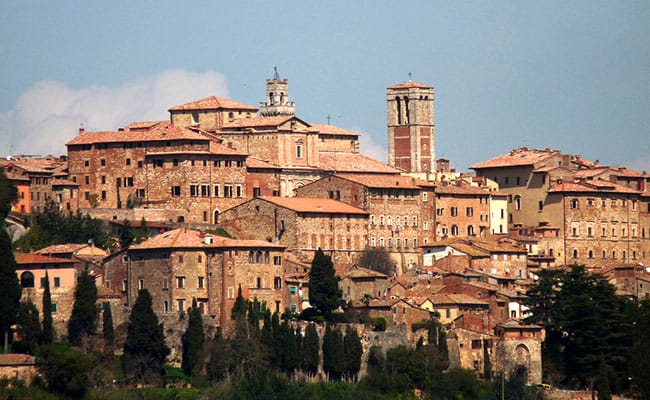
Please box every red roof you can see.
[435,183,490,196]
[14,253,77,265]
[470,148,561,169]
[66,124,210,146]
[334,173,422,189]
[318,152,400,174]
[221,115,303,129]
[130,228,285,250]
[308,123,359,137]
[548,181,640,194]
[387,81,433,90]
[259,196,368,215]
[246,156,280,169]
[168,96,258,111]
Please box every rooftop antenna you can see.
[408,72,412,82]
[327,114,331,125]
[273,65,280,80]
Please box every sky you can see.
[1,1,649,172]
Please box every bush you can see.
[371,317,386,331]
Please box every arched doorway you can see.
[20,271,34,288]
[512,344,531,384]
[213,209,220,225]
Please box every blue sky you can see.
[1,1,649,172]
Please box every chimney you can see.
[78,124,85,134]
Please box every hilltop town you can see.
[2,71,650,398]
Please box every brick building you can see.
[104,228,286,328]
[218,196,368,266]
[295,173,434,271]
[433,182,491,240]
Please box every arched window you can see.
[515,195,522,211]
[573,249,578,259]
[387,216,393,226]
[256,251,263,263]
[269,92,275,105]
[467,225,475,236]
[588,250,593,259]
[249,251,254,263]
[396,97,402,124]
[20,271,34,288]
[451,225,458,236]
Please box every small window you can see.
[51,303,57,313]
[54,277,60,287]
[198,276,204,289]
[176,276,185,289]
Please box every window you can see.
[85,176,90,185]
[413,238,417,248]
[171,186,181,197]
[423,192,428,202]
[214,184,220,197]
[138,160,143,168]
[214,160,222,167]
[379,215,384,225]
[228,287,235,299]
[201,184,210,197]
[163,301,169,312]
[379,237,385,247]
[20,271,34,288]
[412,216,417,226]
[176,276,185,289]
[371,237,376,247]
[515,195,522,210]
[224,185,233,198]
[467,225,475,236]
[289,286,297,295]
[573,249,578,259]
[451,225,458,236]
[423,221,428,231]
[126,158,131,166]
[370,215,376,225]
[138,279,144,290]
[101,175,106,184]
[190,184,199,197]
[100,159,106,166]
[51,303,57,313]
[296,144,303,159]
[451,207,458,217]
[387,216,393,226]
[101,191,107,201]
[236,184,242,197]
[177,299,185,312]
[538,201,544,211]
[466,207,473,217]
[273,256,282,265]
[570,199,579,209]
[198,276,204,289]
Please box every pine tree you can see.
[122,289,170,379]
[343,325,363,382]
[182,298,205,376]
[41,271,54,345]
[302,323,320,377]
[67,269,98,345]
[15,299,41,354]
[102,302,114,345]
[308,248,342,317]
[0,229,21,350]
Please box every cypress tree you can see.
[231,285,246,320]
[207,327,228,382]
[102,302,114,345]
[182,298,205,376]
[343,325,363,382]
[122,289,170,379]
[308,248,342,317]
[67,269,98,345]
[0,229,20,351]
[41,271,54,345]
[302,323,319,377]
[15,299,41,354]
[322,324,345,381]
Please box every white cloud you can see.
[354,127,388,164]
[0,69,229,157]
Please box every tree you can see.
[301,323,320,377]
[15,299,41,354]
[41,271,54,345]
[231,285,247,320]
[0,228,21,350]
[122,289,170,380]
[67,269,98,345]
[322,324,344,381]
[343,325,363,381]
[118,219,134,249]
[0,169,18,220]
[628,300,650,400]
[182,298,205,376]
[308,248,341,317]
[357,246,394,276]
[37,344,93,400]
[207,327,229,382]
[102,302,114,345]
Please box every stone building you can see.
[387,80,435,174]
[434,182,491,241]
[218,196,369,265]
[295,173,434,271]
[339,265,389,302]
[106,228,286,329]
[14,253,78,338]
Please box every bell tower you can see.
[387,79,435,174]
[260,67,296,117]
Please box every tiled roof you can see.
[124,121,167,130]
[14,253,77,265]
[35,244,89,255]
[168,96,258,111]
[611,167,650,178]
[574,167,612,179]
[66,124,210,146]
[548,181,640,194]
[435,183,490,196]
[318,152,400,174]
[308,123,359,137]
[470,148,561,169]
[0,353,36,366]
[334,173,421,189]
[344,265,388,279]
[259,196,368,215]
[387,81,433,90]
[221,115,304,129]
[430,293,489,306]
[246,156,280,169]
[130,228,285,250]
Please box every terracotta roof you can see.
[124,121,167,130]
[66,124,210,146]
[14,252,77,265]
[220,115,304,129]
[0,353,36,366]
[246,156,280,169]
[612,167,650,178]
[130,228,285,250]
[334,173,421,189]
[548,181,640,194]
[470,148,561,169]
[574,167,613,179]
[343,265,388,279]
[308,123,359,137]
[387,81,433,90]
[259,196,368,215]
[430,293,489,306]
[435,183,490,196]
[35,244,89,255]
[169,96,258,111]
[318,152,400,174]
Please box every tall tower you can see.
[259,67,296,117]
[387,80,435,174]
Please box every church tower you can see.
[259,67,296,117]
[387,80,435,174]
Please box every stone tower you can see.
[259,67,296,117]
[387,80,435,173]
